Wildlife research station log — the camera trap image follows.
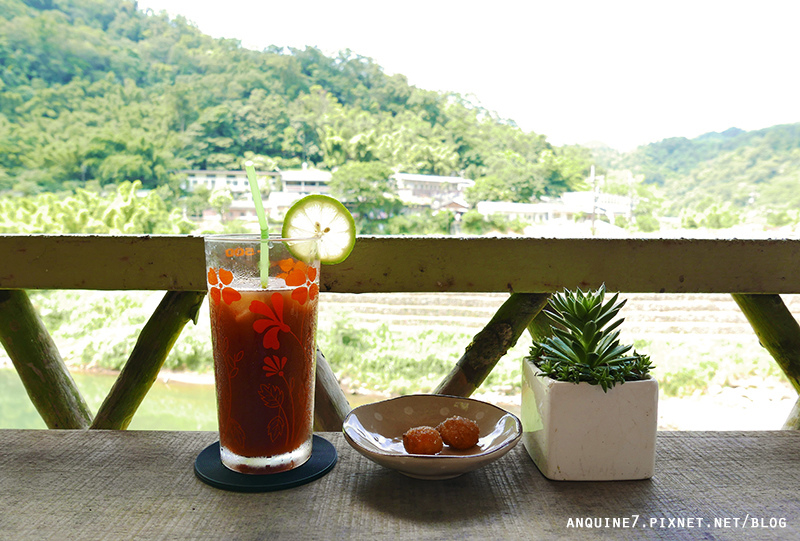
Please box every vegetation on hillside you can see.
[610,124,800,223]
[1,0,797,234]
[0,0,591,202]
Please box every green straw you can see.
[245,160,270,288]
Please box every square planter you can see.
[521,360,658,481]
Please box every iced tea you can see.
[205,236,320,474]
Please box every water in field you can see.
[0,368,218,430]
[0,368,388,430]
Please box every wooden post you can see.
[784,397,800,430]
[526,304,557,342]
[0,289,93,429]
[434,293,551,397]
[314,348,351,431]
[731,294,800,394]
[91,290,206,429]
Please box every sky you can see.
[136,0,800,151]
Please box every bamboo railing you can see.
[1,235,799,430]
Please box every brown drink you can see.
[206,236,320,474]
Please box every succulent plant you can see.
[529,285,653,391]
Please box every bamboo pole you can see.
[0,289,93,429]
[784,397,800,430]
[526,305,557,342]
[434,293,551,397]
[91,290,206,430]
[731,294,800,394]
[314,348,351,431]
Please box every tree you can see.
[328,161,403,234]
[184,185,210,218]
[464,175,513,206]
[208,188,233,222]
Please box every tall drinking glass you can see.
[204,234,320,474]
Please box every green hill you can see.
[0,0,592,199]
[3,0,796,231]
[623,123,800,217]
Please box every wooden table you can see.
[1,430,798,540]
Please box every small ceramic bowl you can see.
[342,394,522,480]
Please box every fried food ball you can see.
[402,426,443,455]
[436,415,480,450]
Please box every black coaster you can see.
[194,435,337,492]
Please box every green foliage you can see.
[0,0,590,203]
[0,181,195,234]
[328,161,403,233]
[8,0,798,228]
[460,209,526,235]
[318,317,464,395]
[659,361,718,397]
[464,175,514,205]
[680,203,740,230]
[635,214,660,233]
[385,210,454,235]
[624,124,800,219]
[529,286,653,391]
[766,210,797,228]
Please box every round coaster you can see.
[194,435,337,492]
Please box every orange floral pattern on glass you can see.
[207,267,242,305]
[263,355,287,377]
[217,336,246,448]
[249,293,298,350]
[260,355,296,443]
[276,258,319,306]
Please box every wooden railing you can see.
[2,235,799,430]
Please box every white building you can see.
[182,169,266,195]
[477,192,633,225]
[280,167,332,194]
[476,201,567,223]
[392,172,475,209]
[392,172,474,196]
[189,166,329,224]
[560,192,633,222]
[182,165,331,196]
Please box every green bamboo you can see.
[434,293,551,397]
[526,305,558,342]
[91,290,206,430]
[0,289,93,429]
[314,348,352,431]
[731,293,800,394]
[783,397,800,430]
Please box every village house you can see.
[181,169,279,195]
[184,166,630,231]
[392,172,475,210]
[476,192,633,225]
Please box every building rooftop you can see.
[393,173,475,187]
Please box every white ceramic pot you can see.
[521,360,658,481]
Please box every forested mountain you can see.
[0,0,593,200]
[2,0,797,233]
[621,124,800,218]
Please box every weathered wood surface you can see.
[0,430,797,540]
[0,290,93,428]
[4,235,800,294]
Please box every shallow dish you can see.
[342,394,522,480]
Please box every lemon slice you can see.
[282,194,356,264]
